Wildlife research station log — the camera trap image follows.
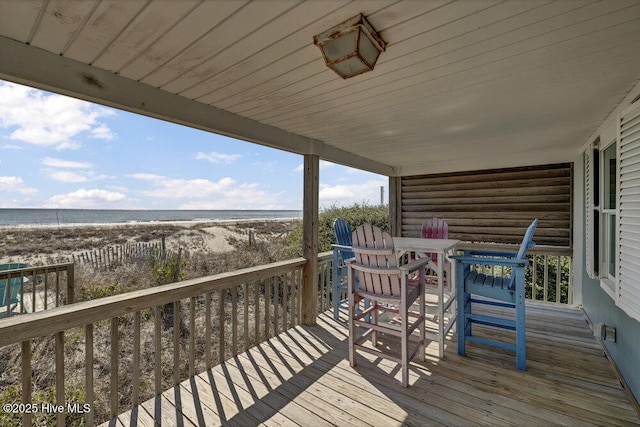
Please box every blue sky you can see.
[0,80,387,210]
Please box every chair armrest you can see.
[449,255,529,267]
[332,244,352,251]
[461,249,518,258]
[399,257,429,273]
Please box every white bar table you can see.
[393,237,459,357]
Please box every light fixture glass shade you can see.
[320,29,358,63]
[314,14,385,79]
[332,56,371,79]
[358,32,381,67]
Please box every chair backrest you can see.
[0,280,20,308]
[421,218,449,262]
[0,263,27,271]
[333,218,355,261]
[351,223,402,297]
[0,262,27,307]
[509,219,539,287]
[0,264,26,307]
[333,218,352,246]
[422,218,448,240]
[0,280,6,307]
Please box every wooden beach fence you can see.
[72,241,165,270]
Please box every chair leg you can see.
[516,304,526,370]
[348,293,356,368]
[401,296,408,388]
[515,268,526,371]
[456,262,468,356]
[437,257,445,358]
[371,301,378,345]
[332,270,340,320]
[419,282,426,362]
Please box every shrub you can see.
[149,251,187,287]
[286,203,389,257]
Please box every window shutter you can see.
[618,102,640,322]
[584,150,597,279]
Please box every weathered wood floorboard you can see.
[103,303,639,426]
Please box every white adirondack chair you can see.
[347,223,427,387]
[421,217,452,289]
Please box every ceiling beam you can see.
[0,36,396,177]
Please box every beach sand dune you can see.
[0,219,298,265]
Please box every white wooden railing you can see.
[320,244,573,308]
[0,258,306,427]
[0,247,572,426]
[0,263,75,317]
[317,251,334,314]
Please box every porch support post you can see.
[389,176,402,237]
[301,154,319,325]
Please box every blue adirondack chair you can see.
[0,263,28,316]
[332,218,355,319]
[451,219,538,370]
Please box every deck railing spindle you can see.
[85,324,94,427]
[110,318,118,419]
[55,331,65,427]
[21,340,31,427]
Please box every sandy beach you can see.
[0,218,299,266]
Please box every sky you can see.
[0,80,387,211]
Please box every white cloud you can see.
[196,151,241,164]
[90,123,115,140]
[0,176,37,194]
[293,160,335,172]
[130,173,283,209]
[45,188,126,208]
[47,170,109,183]
[41,157,91,168]
[253,161,276,173]
[0,81,116,150]
[319,180,387,207]
[48,171,89,183]
[53,141,81,151]
[41,156,108,182]
[133,174,236,198]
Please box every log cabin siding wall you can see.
[400,163,573,247]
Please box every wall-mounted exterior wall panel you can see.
[400,163,572,247]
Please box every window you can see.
[585,100,640,322]
[601,141,617,291]
[585,139,617,297]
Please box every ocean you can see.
[0,209,302,228]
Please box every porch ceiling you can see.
[2,0,640,176]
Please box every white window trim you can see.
[584,149,596,280]
[599,138,618,300]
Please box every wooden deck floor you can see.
[104,302,639,426]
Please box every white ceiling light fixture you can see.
[313,14,386,79]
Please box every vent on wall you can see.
[594,323,617,342]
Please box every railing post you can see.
[389,176,401,237]
[21,341,31,427]
[67,263,75,304]
[301,154,319,326]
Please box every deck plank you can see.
[101,302,639,426]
